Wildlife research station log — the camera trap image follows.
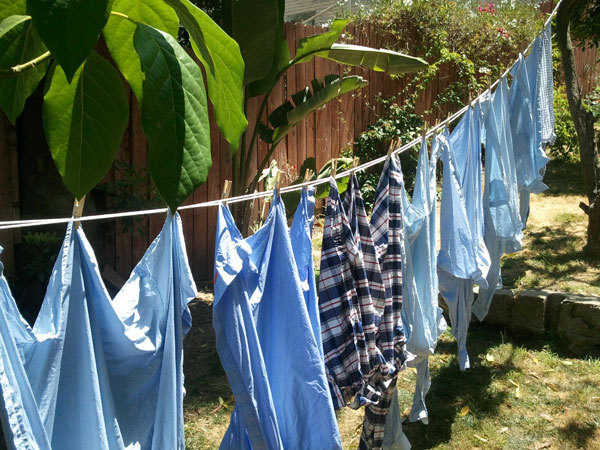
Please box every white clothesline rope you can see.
[0,1,560,231]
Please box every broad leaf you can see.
[43,52,129,199]
[0,15,49,123]
[319,43,428,74]
[293,19,347,64]
[263,74,368,146]
[134,23,211,212]
[222,0,278,84]
[245,0,289,98]
[104,0,178,103]
[27,0,111,81]
[163,0,246,153]
[0,0,26,18]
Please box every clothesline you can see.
[0,0,561,231]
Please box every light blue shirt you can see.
[213,195,341,450]
[437,104,491,370]
[0,214,196,449]
[474,78,523,321]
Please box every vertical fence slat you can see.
[303,25,317,171]
[314,46,331,171]
[130,96,149,265]
[114,88,133,279]
[205,109,221,276]
[0,113,17,272]
[285,22,299,175]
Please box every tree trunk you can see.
[556,0,600,252]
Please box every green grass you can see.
[501,161,600,296]
[183,314,600,449]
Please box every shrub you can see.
[10,232,63,324]
[549,85,580,162]
[340,0,545,115]
[353,100,423,210]
[584,84,600,121]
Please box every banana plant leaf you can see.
[261,74,368,147]
[318,43,428,74]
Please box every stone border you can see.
[447,289,600,355]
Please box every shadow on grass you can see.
[402,324,518,448]
[542,160,585,197]
[557,419,599,448]
[183,300,232,411]
[501,225,600,291]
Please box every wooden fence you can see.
[0,21,598,283]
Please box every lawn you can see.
[501,160,600,296]
[182,160,600,449]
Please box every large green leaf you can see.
[27,0,111,81]
[104,0,178,103]
[43,52,129,199]
[0,15,49,123]
[133,23,211,212]
[262,74,368,147]
[319,43,428,74]
[245,0,288,98]
[0,0,26,18]
[163,0,246,153]
[293,19,347,64]
[222,0,278,84]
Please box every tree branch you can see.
[0,51,51,76]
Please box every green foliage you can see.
[0,0,26,18]
[0,0,427,218]
[96,160,165,234]
[134,23,211,212]
[570,0,600,49]
[354,99,423,210]
[43,52,129,200]
[244,0,289,98]
[27,0,111,81]
[295,19,347,63]
[164,0,247,153]
[0,15,48,123]
[321,43,428,74]
[104,0,179,103]
[548,85,580,163]
[584,84,600,121]
[0,0,246,212]
[221,0,279,85]
[261,74,368,146]
[10,231,62,323]
[342,0,544,115]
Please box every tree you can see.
[0,0,247,212]
[0,0,426,219]
[556,0,600,252]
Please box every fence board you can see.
[114,88,133,279]
[130,96,149,265]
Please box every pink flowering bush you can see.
[477,1,496,14]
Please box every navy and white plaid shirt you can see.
[370,156,407,369]
[319,178,382,409]
[358,157,409,449]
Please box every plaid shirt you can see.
[358,157,409,449]
[319,178,383,409]
[370,157,407,369]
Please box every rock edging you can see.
[470,289,600,354]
